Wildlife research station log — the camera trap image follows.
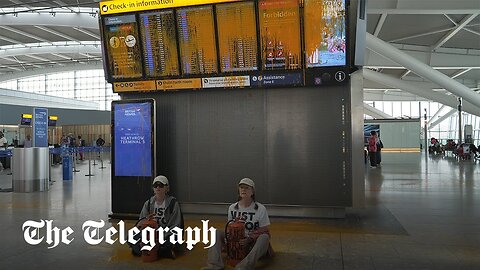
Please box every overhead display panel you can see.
[139,10,180,77]
[100,0,242,15]
[304,0,346,67]
[216,2,258,72]
[176,6,218,75]
[99,0,352,92]
[103,15,143,79]
[258,0,301,70]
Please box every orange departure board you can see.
[139,10,180,77]
[103,15,143,79]
[304,0,346,67]
[258,0,301,70]
[216,2,258,72]
[176,6,218,75]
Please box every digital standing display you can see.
[103,15,143,79]
[176,6,218,75]
[304,0,346,67]
[114,102,152,177]
[216,2,258,72]
[258,0,301,70]
[140,10,180,77]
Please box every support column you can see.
[458,98,463,144]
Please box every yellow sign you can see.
[113,81,156,92]
[49,116,58,120]
[22,113,33,119]
[100,0,242,15]
[156,78,202,91]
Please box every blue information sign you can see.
[33,108,48,147]
[250,72,303,87]
[114,102,152,177]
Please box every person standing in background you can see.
[368,131,378,168]
[0,131,7,171]
[376,136,383,166]
[24,135,32,148]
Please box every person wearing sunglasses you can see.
[130,175,184,259]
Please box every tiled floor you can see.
[0,153,479,269]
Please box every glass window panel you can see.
[259,0,301,70]
[177,6,218,75]
[383,102,392,116]
[216,2,258,72]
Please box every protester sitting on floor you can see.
[129,175,184,260]
[201,178,274,270]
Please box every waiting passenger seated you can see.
[428,137,442,154]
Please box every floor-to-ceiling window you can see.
[0,69,119,111]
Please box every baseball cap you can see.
[152,175,169,186]
[238,178,255,189]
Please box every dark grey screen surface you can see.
[125,85,352,207]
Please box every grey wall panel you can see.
[124,84,352,208]
[0,103,110,125]
[187,89,266,203]
[265,87,351,206]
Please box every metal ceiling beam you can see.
[429,109,457,130]
[363,103,393,119]
[374,13,387,37]
[400,70,411,78]
[464,27,480,37]
[0,35,24,44]
[427,105,446,126]
[388,26,457,43]
[0,25,51,43]
[72,27,100,39]
[50,53,71,60]
[2,56,42,69]
[53,0,80,13]
[366,33,480,107]
[363,69,480,117]
[24,54,63,66]
[365,45,480,70]
[432,14,478,51]
[0,61,104,81]
[451,69,472,79]
[0,12,98,29]
[34,25,79,42]
[0,64,23,71]
[0,44,101,58]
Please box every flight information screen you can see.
[113,102,153,177]
[304,0,346,67]
[103,15,143,79]
[258,0,301,70]
[139,10,180,77]
[216,2,258,72]
[176,6,218,75]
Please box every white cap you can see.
[238,178,255,189]
[152,175,169,186]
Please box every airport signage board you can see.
[33,108,48,147]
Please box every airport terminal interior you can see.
[0,0,479,269]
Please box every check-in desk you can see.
[12,148,49,192]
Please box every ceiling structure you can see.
[0,0,478,106]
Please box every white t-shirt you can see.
[153,200,166,226]
[0,137,7,148]
[228,201,270,236]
